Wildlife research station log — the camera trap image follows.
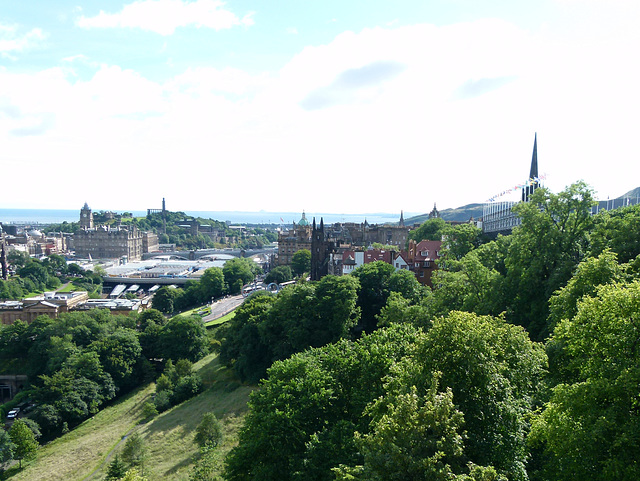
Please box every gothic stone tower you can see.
[311,218,330,281]
[0,225,7,280]
[80,202,94,229]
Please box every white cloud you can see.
[0,23,46,57]
[76,0,254,35]
[3,6,640,212]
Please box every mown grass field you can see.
[204,310,235,327]
[7,354,253,481]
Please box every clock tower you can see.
[80,202,94,229]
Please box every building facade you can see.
[74,204,146,260]
[75,225,144,261]
[0,291,89,325]
[276,212,312,266]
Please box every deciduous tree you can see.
[194,412,224,449]
[9,419,38,468]
[160,315,208,362]
[409,217,448,243]
[504,181,596,338]
[530,280,640,481]
[291,249,311,276]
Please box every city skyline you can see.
[2,1,639,213]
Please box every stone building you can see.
[142,231,160,253]
[74,204,144,260]
[311,218,333,281]
[326,213,411,248]
[276,212,312,266]
[0,291,89,325]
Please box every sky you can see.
[1,0,639,215]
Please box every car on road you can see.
[6,408,20,419]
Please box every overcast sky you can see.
[2,0,639,214]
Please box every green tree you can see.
[171,374,203,405]
[257,282,317,361]
[43,253,68,276]
[67,262,84,276]
[430,247,503,317]
[152,286,179,314]
[258,275,360,370]
[141,401,158,420]
[394,311,546,481]
[9,419,39,468]
[311,274,360,345]
[547,249,627,332]
[291,249,311,276]
[0,429,16,471]
[218,291,276,383]
[190,448,224,481]
[106,454,128,480]
[175,358,193,378]
[264,265,293,284]
[199,267,226,302]
[409,217,448,243]
[91,328,143,391]
[122,432,147,474]
[440,222,484,261]
[530,280,640,481]
[194,412,224,449]
[137,310,166,361]
[223,258,259,294]
[224,324,422,481]
[137,308,167,330]
[376,292,434,329]
[388,268,427,304]
[351,261,397,332]
[160,315,208,362]
[7,250,30,269]
[335,380,504,481]
[504,181,596,338]
[590,203,640,263]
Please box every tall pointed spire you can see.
[399,210,405,227]
[529,132,538,180]
[522,133,540,202]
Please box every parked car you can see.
[6,408,20,419]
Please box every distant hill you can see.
[405,186,640,226]
[405,203,483,225]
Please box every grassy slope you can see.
[9,354,253,481]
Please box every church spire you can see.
[522,133,540,202]
[529,132,538,180]
[399,210,405,227]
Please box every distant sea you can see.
[0,209,413,226]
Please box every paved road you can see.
[202,294,244,322]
